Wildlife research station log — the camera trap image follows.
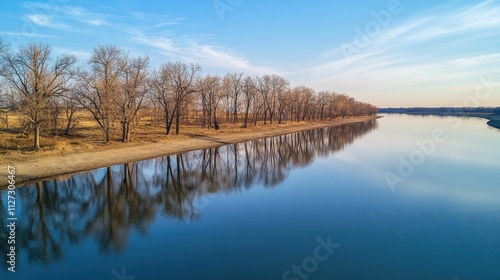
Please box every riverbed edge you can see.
[1,116,380,187]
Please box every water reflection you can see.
[0,120,377,268]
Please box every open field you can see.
[0,111,378,186]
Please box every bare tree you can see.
[241,76,256,128]
[316,91,330,120]
[255,75,271,124]
[0,42,76,149]
[0,39,10,116]
[1,39,378,147]
[0,72,11,127]
[196,77,209,128]
[256,74,289,125]
[162,62,201,135]
[78,45,125,142]
[197,75,223,130]
[335,94,351,118]
[115,55,149,142]
[269,75,289,124]
[0,38,7,76]
[0,86,16,130]
[251,80,264,126]
[47,95,62,135]
[290,86,315,122]
[277,87,290,124]
[223,72,243,123]
[61,90,81,135]
[150,68,175,135]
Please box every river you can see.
[1,115,499,279]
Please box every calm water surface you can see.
[1,115,499,280]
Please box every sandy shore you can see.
[1,116,378,186]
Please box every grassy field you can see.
[0,110,238,152]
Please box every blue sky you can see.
[1,0,499,107]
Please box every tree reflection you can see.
[0,120,377,267]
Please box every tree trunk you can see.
[122,122,126,142]
[242,101,250,128]
[53,111,59,136]
[126,123,129,142]
[254,109,259,126]
[214,108,220,130]
[202,104,207,128]
[175,107,180,135]
[122,122,130,142]
[167,111,175,135]
[164,107,170,135]
[34,122,40,150]
[207,107,212,130]
[64,110,73,135]
[104,117,111,142]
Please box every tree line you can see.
[379,107,500,115]
[0,40,378,150]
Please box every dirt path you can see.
[1,116,378,186]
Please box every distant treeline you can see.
[379,107,500,115]
[0,40,378,150]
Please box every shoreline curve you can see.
[1,116,379,187]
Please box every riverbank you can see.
[437,113,500,129]
[439,113,500,130]
[378,108,500,130]
[0,116,378,186]
[485,115,500,129]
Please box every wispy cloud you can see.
[19,1,277,75]
[53,47,91,60]
[24,2,110,31]
[153,21,184,28]
[26,14,72,30]
[61,6,108,26]
[298,0,500,106]
[134,35,281,75]
[0,31,57,38]
[13,0,500,107]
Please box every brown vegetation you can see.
[0,113,377,186]
[1,41,377,149]
[0,40,378,180]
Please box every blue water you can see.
[1,115,499,280]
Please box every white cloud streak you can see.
[24,3,110,31]
[0,31,57,38]
[133,35,282,75]
[26,14,72,30]
[20,2,277,76]
[297,0,500,106]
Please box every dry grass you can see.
[0,114,378,185]
[0,110,337,164]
